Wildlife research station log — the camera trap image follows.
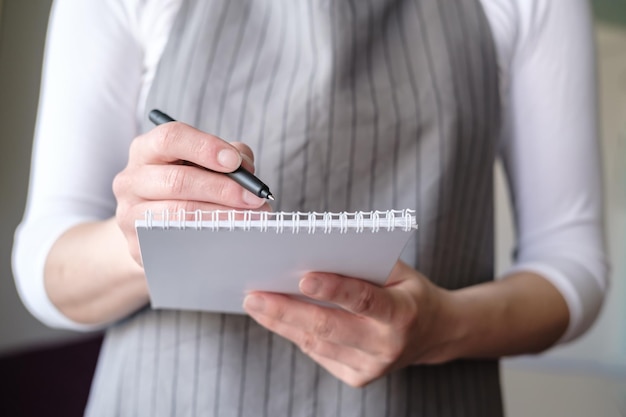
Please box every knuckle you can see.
[311,310,333,339]
[380,342,403,364]
[210,177,246,206]
[156,122,185,151]
[111,172,126,196]
[112,169,135,198]
[270,302,286,322]
[193,135,214,160]
[163,167,188,196]
[298,333,317,355]
[351,285,376,314]
[111,170,137,206]
[213,178,234,202]
[128,135,145,160]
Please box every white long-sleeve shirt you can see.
[13,0,608,343]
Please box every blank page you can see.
[136,209,417,313]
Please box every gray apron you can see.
[86,0,502,415]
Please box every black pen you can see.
[149,109,275,201]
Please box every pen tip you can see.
[267,194,275,201]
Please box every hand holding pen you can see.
[149,110,274,200]
[112,109,273,265]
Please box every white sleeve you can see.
[12,0,145,330]
[497,0,609,343]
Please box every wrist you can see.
[422,273,569,361]
[46,218,150,326]
[436,283,500,361]
[412,280,508,364]
[409,282,471,365]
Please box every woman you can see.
[14,0,607,415]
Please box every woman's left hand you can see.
[243,260,461,387]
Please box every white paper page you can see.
[136,210,416,313]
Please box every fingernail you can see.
[244,295,265,312]
[300,277,321,296]
[217,148,242,170]
[243,190,264,206]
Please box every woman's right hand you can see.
[113,121,269,265]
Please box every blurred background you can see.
[0,1,624,416]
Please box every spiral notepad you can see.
[136,209,417,313]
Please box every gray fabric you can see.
[86,0,503,415]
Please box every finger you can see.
[119,199,254,221]
[251,311,382,376]
[243,292,383,353]
[117,164,266,209]
[231,142,255,173]
[307,351,380,388]
[299,273,400,322]
[246,294,391,385]
[131,122,242,172]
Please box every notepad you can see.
[136,209,417,314]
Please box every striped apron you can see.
[86,0,502,415]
